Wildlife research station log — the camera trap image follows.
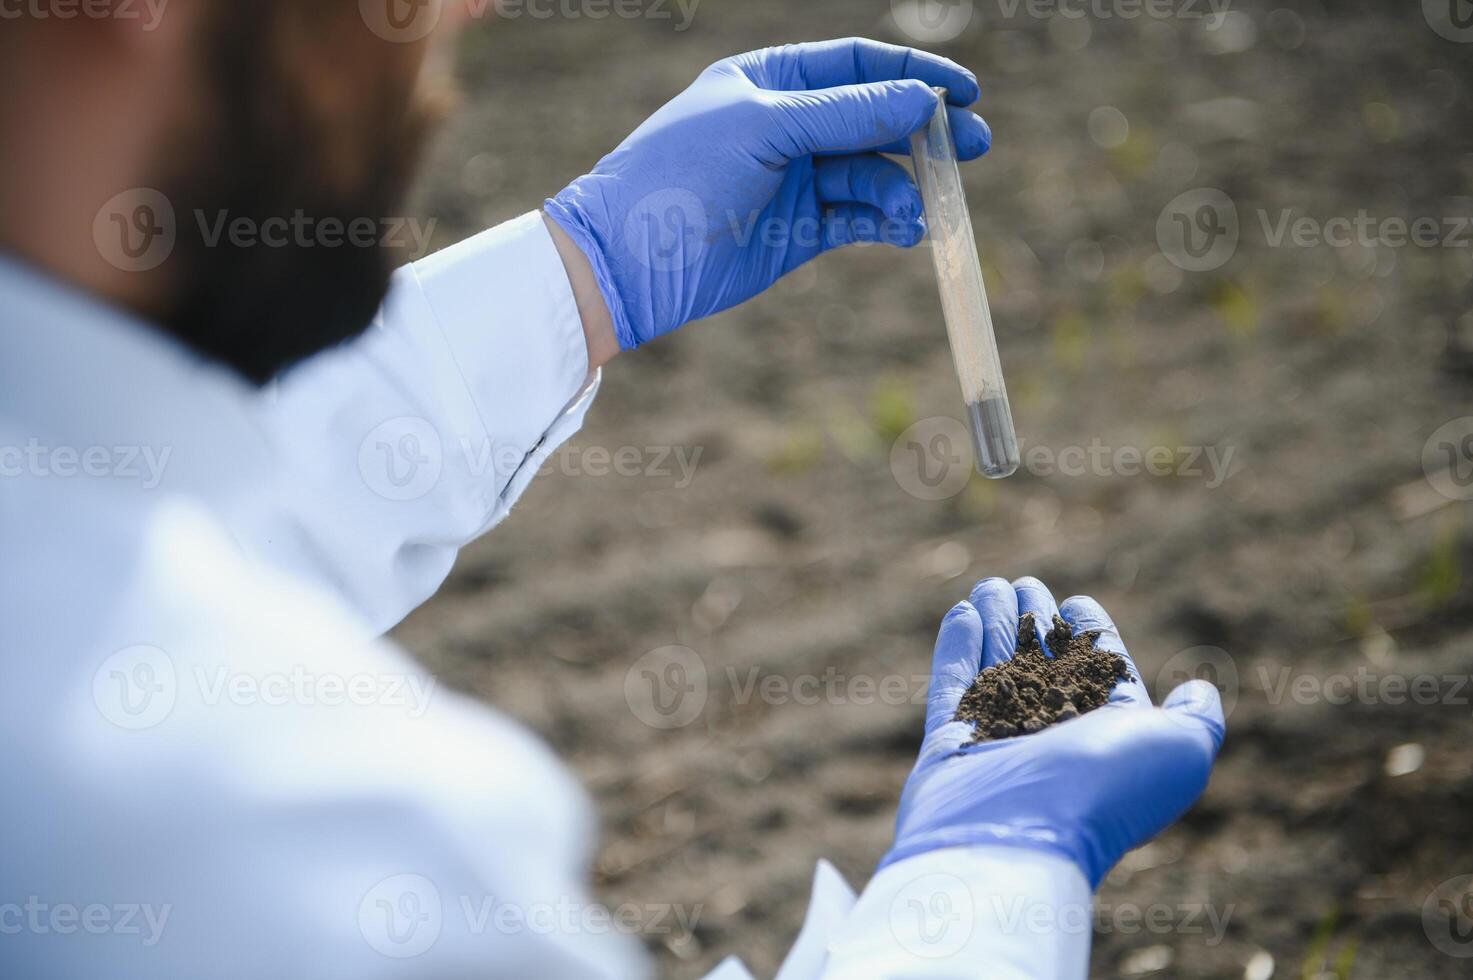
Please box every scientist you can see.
[0,4,1224,977]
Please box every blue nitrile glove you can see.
[544,37,991,350]
[881,577,1226,888]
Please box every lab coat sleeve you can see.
[701,847,1090,980]
[253,211,596,636]
[816,846,1094,979]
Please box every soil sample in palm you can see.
[955,612,1130,743]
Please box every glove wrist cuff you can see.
[543,196,640,351]
[880,826,1100,888]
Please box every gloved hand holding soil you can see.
[955,612,1131,743]
[880,577,1226,888]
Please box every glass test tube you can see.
[909,87,1020,479]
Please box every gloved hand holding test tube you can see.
[910,86,1021,479]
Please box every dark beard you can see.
[154,3,438,385]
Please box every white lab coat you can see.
[0,213,1090,978]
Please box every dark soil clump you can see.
[955,613,1130,743]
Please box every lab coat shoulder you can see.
[0,478,648,980]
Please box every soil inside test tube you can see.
[966,397,1021,478]
[954,613,1130,744]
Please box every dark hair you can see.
[152,2,432,383]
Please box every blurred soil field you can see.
[396,1,1473,976]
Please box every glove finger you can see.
[737,37,980,106]
[813,154,922,223]
[968,577,1020,668]
[1059,595,1151,707]
[820,203,925,251]
[924,600,984,736]
[867,108,993,161]
[917,720,975,766]
[770,80,939,158]
[1011,576,1061,656]
[1162,679,1228,755]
